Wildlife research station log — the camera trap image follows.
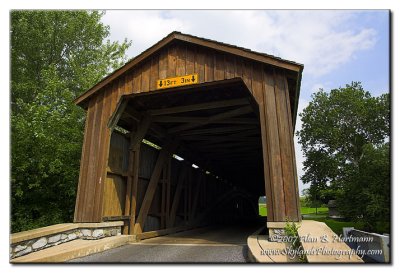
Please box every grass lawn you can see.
[258,204,360,235]
[301,206,328,215]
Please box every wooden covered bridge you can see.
[73,31,303,237]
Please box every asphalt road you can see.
[70,224,261,263]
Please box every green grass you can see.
[258,204,360,235]
[259,204,267,216]
[258,205,328,217]
[300,206,328,215]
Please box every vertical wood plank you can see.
[141,59,151,92]
[82,90,105,221]
[117,78,124,101]
[158,48,168,80]
[259,67,274,222]
[124,70,133,94]
[214,53,225,80]
[263,68,285,221]
[129,145,141,234]
[74,98,96,222]
[283,74,301,221]
[243,59,253,93]
[149,55,160,91]
[132,68,142,94]
[167,45,177,78]
[225,54,235,79]
[122,127,137,234]
[234,56,243,78]
[204,49,214,82]
[186,46,195,75]
[194,47,205,83]
[109,82,120,115]
[275,71,298,220]
[176,44,186,76]
[251,63,263,104]
[92,85,114,221]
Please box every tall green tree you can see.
[11,11,131,232]
[297,82,390,232]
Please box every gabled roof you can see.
[74,31,303,107]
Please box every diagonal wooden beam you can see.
[133,138,180,234]
[129,115,151,150]
[108,99,128,131]
[148,98,250,116]
[167,105,253,134]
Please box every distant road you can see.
[70,224,260,263]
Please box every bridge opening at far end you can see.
[103,78,266,238]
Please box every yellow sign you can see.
[156,74,199,89]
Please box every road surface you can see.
[70,224,261,263]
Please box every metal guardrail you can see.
[343,227,390,263]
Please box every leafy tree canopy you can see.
[11,10,131,232]
[297,82,390,232]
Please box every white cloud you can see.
[102,11,188,58]
[102,10,377,77]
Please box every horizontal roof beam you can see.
[153,116,258,124]
[182,135,259,142]
[179,125,256,136]
[167,105,254,134]
[148,98,250,116]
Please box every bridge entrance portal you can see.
[73,32,302,239]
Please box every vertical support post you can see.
[122,115,151,235]
[259,68,301,236]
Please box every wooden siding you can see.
[74,40,300,223]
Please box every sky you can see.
[101,10,389,195]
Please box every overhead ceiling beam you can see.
[196,141,261,151]
[183,135,259,143]
[148,98,250,116]
[180,125,256,136]
[154,116,258,124]
[168,105,253,134]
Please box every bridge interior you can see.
[105,78,266,236]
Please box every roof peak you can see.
[74,31,303,107]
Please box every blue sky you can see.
[101,10,389,194]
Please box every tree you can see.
[337,143,390,233]
[297,82,390,232]
[11,11,131,232]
